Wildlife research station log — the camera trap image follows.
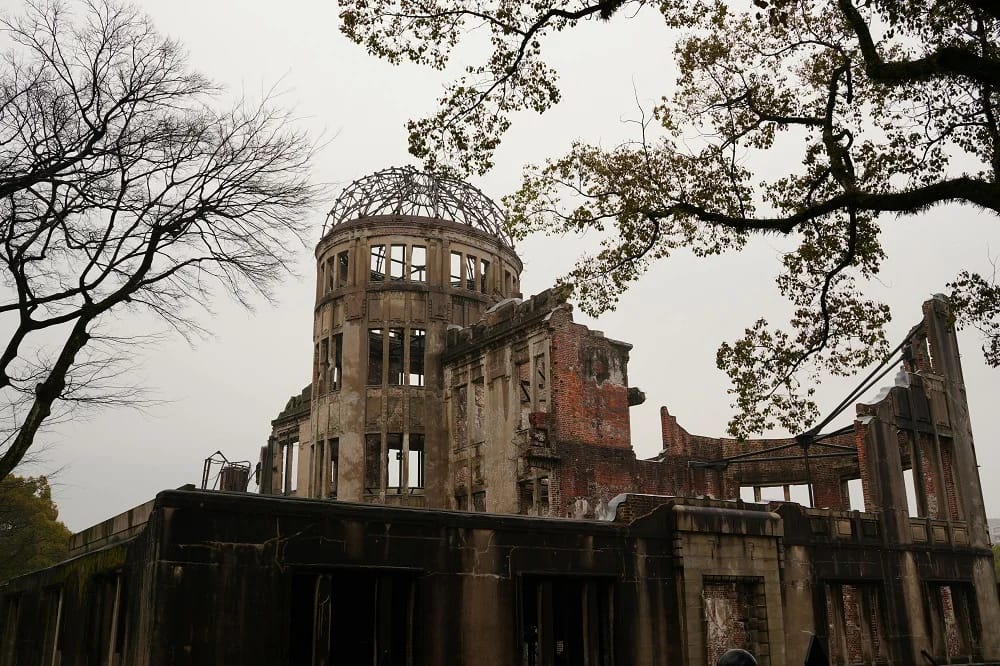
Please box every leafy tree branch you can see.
[343,0,1000,438]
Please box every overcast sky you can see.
[9,1,1000,531]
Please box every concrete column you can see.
[925,296,989,546]
[860,409,911,545]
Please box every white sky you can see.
[10,1,1000,531]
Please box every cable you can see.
[800,322,922,440]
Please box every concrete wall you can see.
[6,489,1000,665]
[0,490,707,666]
[267,214,522,508]
[441,289,649,517]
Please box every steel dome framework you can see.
[324,166,513,247]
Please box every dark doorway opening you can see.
[290,570,413,666]
[520,576,613,666]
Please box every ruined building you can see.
[261,166,650,517]
[262,166,523,508]
[2,168,999,666]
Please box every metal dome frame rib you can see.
[324,166,513,247]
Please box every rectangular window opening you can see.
[408,434,425,490]
[283,441,299,494]
[517,363,531,403]
[368,329,384,385]
[329,438,339,498]
[112,575,127,660]
[332,333,342,391]
[472,377,485,442]
[465,254,476,290]
[450,251,463,288]
[365,434,381,493]
[847,478,865,511]
[313,441,325,497]
[480,258,490,293]
[826,583,889,665]
[319,338,330,394]
[453,385,468,449]
[337,250,349,287]
[390,244,406,281]
[84,575,122,666]
[388,328,405,386]
[940,440,963,521]
[903,467,920,517]
[519,481,534,515]
[313,342,322,391]
[370,244,386,283]
[1,595,19,665]
[538,477,550,516]
[760,485,786,502]
[408,329,425,387]
[410,245,427,283]
[788,483,812,506]
[704,578,767,665]
[472,490,486,512]
[386,433,403,492]
[534,354,548,411]
[745,484,812,506]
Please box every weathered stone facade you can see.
[261,168,523,511]
[3,169,1000,665]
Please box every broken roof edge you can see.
[603,492,782,529]
[442,287,572,360]
[271,384,312,425]
[443,285,634,361]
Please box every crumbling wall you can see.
[440,288,864,519]
[655,407,860,511]
[824,582,888,665]
[442,289,655,517]
[547,307,632,450]
[703,578,768,666]
[443,291,564,514]
[553,443,680,518]
[262,385,312,496]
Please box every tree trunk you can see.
[0,318,91,479]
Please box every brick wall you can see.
[703,578,768,666]
[916,432,941,517]
[442,289,877,521]
[825,583,886,665]
[549,308,632,450]
[548,404,861,517]
[941,585,962,659]
[934,583,978,660]
[941,441,960,521]
[552,441,680,517]
[855,417,876,513]
[652,408,858,509]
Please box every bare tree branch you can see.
[0,0,318,479]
